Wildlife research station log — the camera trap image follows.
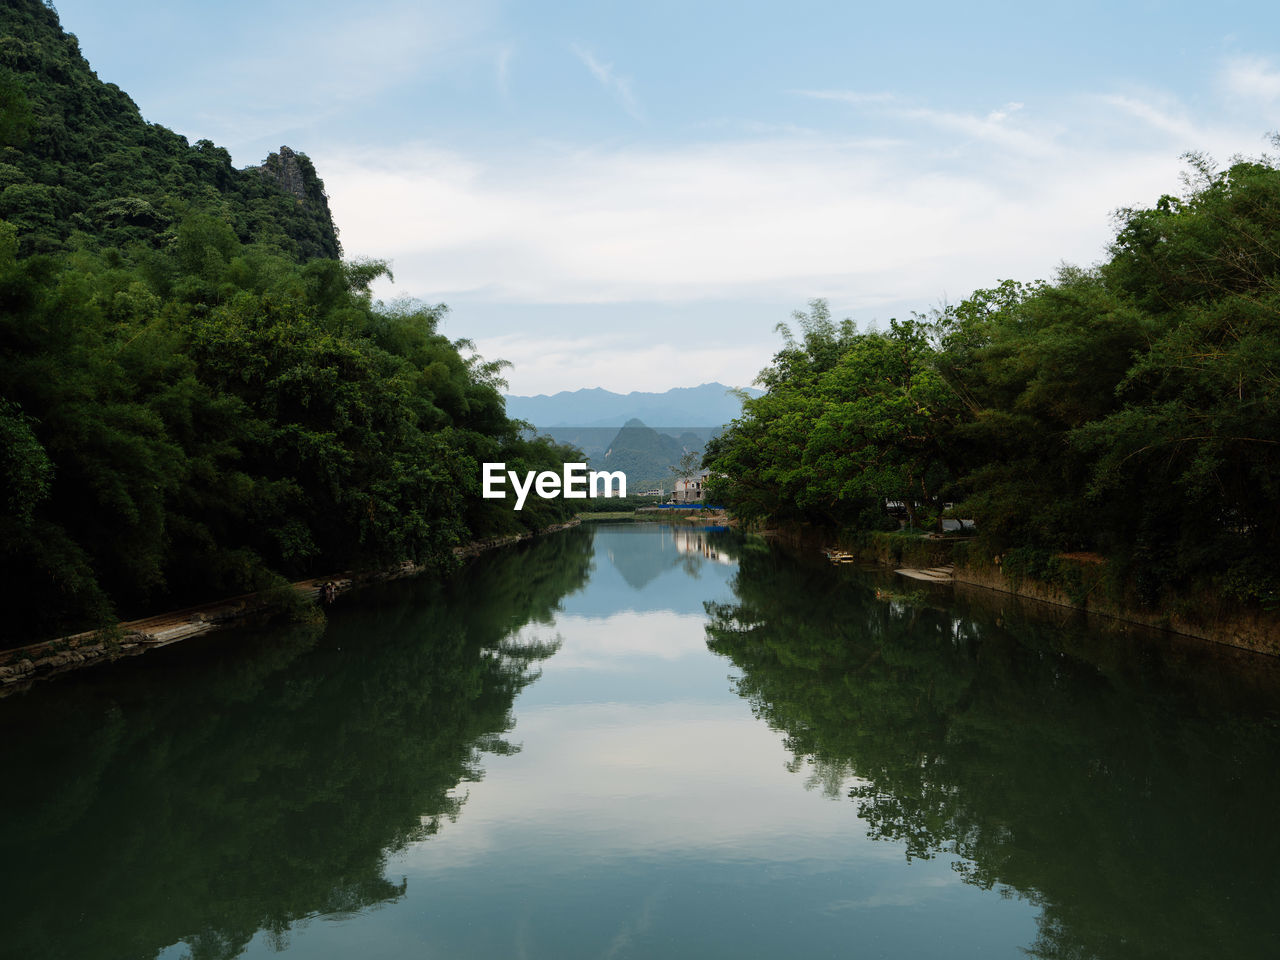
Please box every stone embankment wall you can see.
[949,562,1280,658]
[760,524,1280,657]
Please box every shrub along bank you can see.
[706,149,1280,651]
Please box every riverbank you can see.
[764,525,1280,657]
[0,519,582,694]
[576,507,734,524]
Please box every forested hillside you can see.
[0,1,338,260]
[0,0,576,645]
[706,151,1280,615]
[598,419,704,491]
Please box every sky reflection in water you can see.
[10,522,1279,960]
[253,525,1038,959]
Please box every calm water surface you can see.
[3,523,1280,959]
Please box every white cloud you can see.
[1221,55,1280,104]
[986,101,1024,123]
[571,43,643,119]
[495,43,514,99]
[325,132,1163,307]
[317,62,1273,392]
[800,88,1051,156]
[468,331,772,395]
[1095,93,1198,140]
[901,103,1053,157]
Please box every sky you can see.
[51,0,1280,394]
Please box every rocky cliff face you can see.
[252,146,342,259]
[256,146,309,200]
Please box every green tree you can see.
[706,304,960,528]
[670,449,702,490]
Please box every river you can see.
[2,523,1279,959]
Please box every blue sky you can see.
[52,0,1280,393]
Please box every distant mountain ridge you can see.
[503,382,761,429]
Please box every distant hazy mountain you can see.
[503,382,760,429]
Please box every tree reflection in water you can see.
[704,542,1280,960]
[0,527,593,960]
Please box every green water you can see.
[2,524,1279,960]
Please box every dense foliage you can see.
[0,1,339,260]
[706,153,1280,610]
[0,0,577,644]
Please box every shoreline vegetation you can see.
[704,153,1280,652]
[0,518,583,694]
[764,525,1280,656]
[5,499,1275,690]
[0,502,731,692]
[0,506,729,692]
[556,504,1280,653]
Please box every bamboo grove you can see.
[0,0,577,643]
